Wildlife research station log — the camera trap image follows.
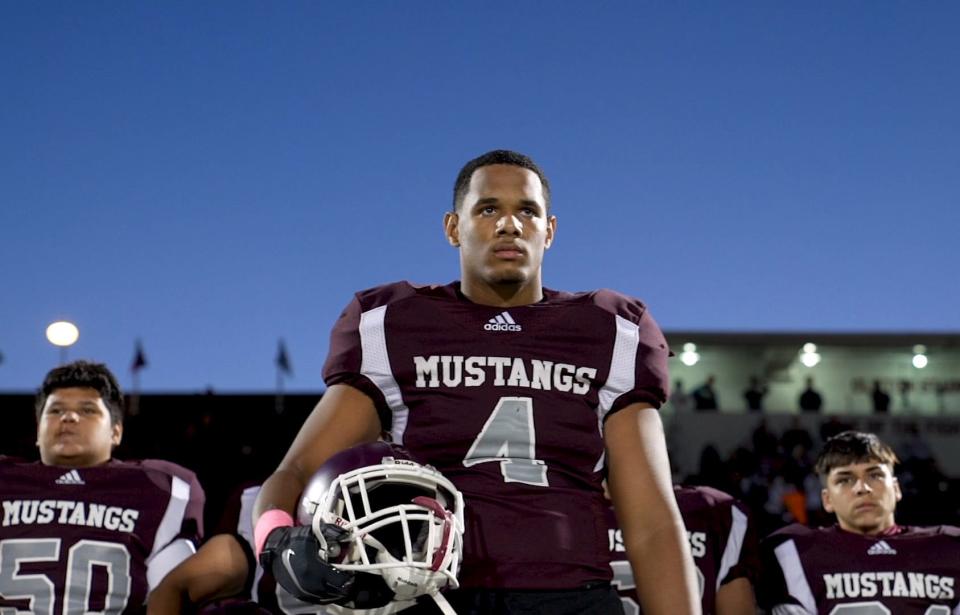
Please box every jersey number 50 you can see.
[0,538,131,615]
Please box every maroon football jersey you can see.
[323,281,670,590]
[0,457,204,614]
[760,524,960,614]
[607,486,758,614]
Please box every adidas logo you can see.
[55,470,85,486]
[867,540,897,555]
[483,311,522,332]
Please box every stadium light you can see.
[912,344,928,369]
[680,342,700,367]
[799,342,820,368]
[46,320,79,365]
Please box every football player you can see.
[607,485,759,615]
[759,430,960,614]
[0,360,204,614]
[252,150,700,614]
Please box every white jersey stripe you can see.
[597,315,639,421]
[593,315,640,471]
[360,305,411,444]
[774,539,817,614]
[150,475,190,558]
[237,486,267,603]
[716,505,748,590]
[502,312,516,325]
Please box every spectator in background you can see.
[743,376,767,412]
[871,380,891,414]
[670,379,693,413]
[780,417,814,460]
[751,419,779,460]
[798,377,823,413]
[693,375,719,411]
[898,380,913,411]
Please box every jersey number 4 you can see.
[462,397,549,487]
[0,538,131,615]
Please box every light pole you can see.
[46,321,79,365]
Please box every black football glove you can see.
[258,524,395,608]
[259,525,354,605]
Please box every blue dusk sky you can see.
[1,2,958,392]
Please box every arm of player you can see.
[715,577,757,615]
[252,383,383,604]
[146,534,252,614]
[253,383,382,524]
[605,404,701,615]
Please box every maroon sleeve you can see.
[142,459,205,546]
[757,529,801,610]
[631,308,671,409]
[601,295,671,415]
[721,498,761,585]
[184,470,205,543]
[321,294,391,424]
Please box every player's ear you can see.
[111,422,123,447]
[892,477,902,502]
[444,212,460,247]
[544,215,557,249]
[821,487,834,513]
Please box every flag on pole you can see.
[131,340,147,372]
[276,339,292,376]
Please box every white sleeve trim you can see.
[359,305,410,444]
[772,605,813,615]
[773,539,817,614]
[238,486,267,602]
[596,314,640,419]
[593,314,640,471]
[150,474,191,558]
[716,505,748,590]
[145,537,195,589]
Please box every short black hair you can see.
[452,149,551,212]
[815,431,898,480]
[35,360,125,425]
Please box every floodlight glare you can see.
[802,343,817,354]
[912,354,928,369]
[678,342,700,366]
[46,321,79,347]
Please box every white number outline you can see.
[462,397,549,487]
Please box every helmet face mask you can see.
[298,443,465,602]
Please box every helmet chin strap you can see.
[429,591,458,615]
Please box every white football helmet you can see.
[298,442,465,612]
